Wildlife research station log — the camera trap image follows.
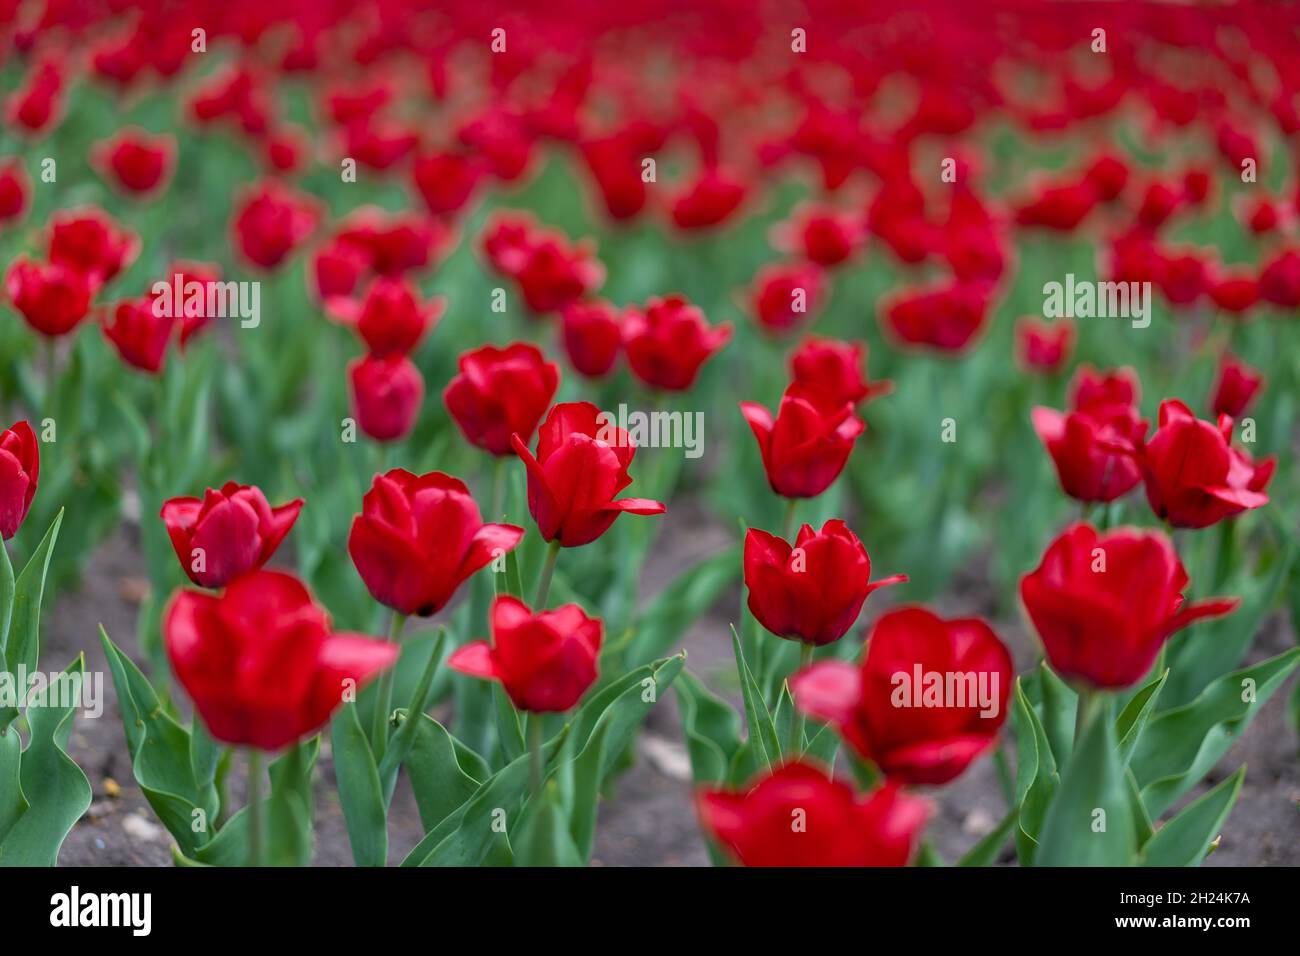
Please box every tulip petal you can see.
[790,660,861,729]
[447,640,499,680]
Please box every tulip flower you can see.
[696,762,928,867]
[412,151,485,217]
[1258,248,1300,307]
[328,277,443,357]
[231,181,321,270]
[101,298,176,373]
[333,208,448,277]
[5,258,93,338]
[511,401,665,548]
[744,521,906,647]
[480,214,604,314]
[92,128,175,196]
[770,204,862,266]
[0,160,30,226]
[669,168,747,230]
[151,260,222,348]
[1014,182,1098,230]
[160,482,303,588]
[448,594,602,713]
[791,606,1013,785]
[444,344,560,456]
[348,353,424,443]
[0,421,39,540]
[1020,523,1238,689]
[740,383,864,499]
[623,295,731,391]
[48,211,139,287]
[313,240,369,302]
[1139,399,1273,528]
[880,280,992,353]
[164,570,398,750]
[748,262,822,335]
[1209,353,1263,419]
[560,300,622,378]
[789,336,892,408]
[348,469,524,616]
[1015,317,1074,375]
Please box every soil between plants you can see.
[47,498,1300,867]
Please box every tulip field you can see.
[1,0,1299,880]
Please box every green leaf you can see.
[730,625,779,768]
[376,628,446,801]
[1038,663,1077,767]
[331,702,387,867]
[405,715,488,831]
[0,510,62,730]
[1132,647,1300,817]
[0,537,15,656]
[1012,676,1058,865]
[958,810,1016,867]
[513,780,582,866]
[1116,669,1168,767]
[1141,767,1245,867]
[1036,694,1136,866]
[674,668,741,785]
[0,655,92,865]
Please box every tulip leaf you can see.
[1131,647,1300,817]
[0,655,92,865]
[625,545,739,665]
[958,809,1016,867]
[376,627,447,800]
[494,684,527,764]
[405,715,488,831]
[1037,663,1077,767]
[514,780,582,867]
[1163,541,1294,709]
[1139,766,1245,867]
[675,668,741,785]
[0,509,62,731]
[1116,668,1168,767]
[101,628,217,856]
[0,538,14,657]
[1036,694,1136,866]
[730,624,779,769]
[1012,676,1058,865]
[1126,768,1154,848]
[331,702,388,867]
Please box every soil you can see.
[46,497,1300,867]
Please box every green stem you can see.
[1212,517,1237,590]
[528,714,543,797]
[1073,686,1102,749]
[534,538,561,609]
[246,749,263,867]
[43,337,57,414]
[491,455,508,522]
[370,611,407,755]
[780,497,798,541]
[788,642,814,757]
[993,744,1014,809]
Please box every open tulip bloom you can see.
[5,0,1300,894]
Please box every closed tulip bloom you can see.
[560,300,622,378]
[881,280,991,353]
[670,168,747,230]
[1140,399,1273,528]
[1020,523,1238,688]
[1258,248,1300,307]
[93,128,175,195]
[741,383,864,499]
[48,211,139,287]
[1014,182,1098,230]
[511,401,665,547]
[348,470,524,616]
[513,237,605,314]
[1208,270,1260,314]
[5,258,93,337]
[101,298,176,374]
[749,262,823,335]
[771,205,861,266]
[335,209,448,277]
[165,570,398,750]
[448,595,602,712]
[1015,317,1074,375]
[697,762,928,867]
[444,343,560,456]
[1210,353,1263,419]
[792,606,1013,785]
[231,182,321,270]
[348,353,424,443]
[0,160,30,226]
[623,295,732,391]
[342,277,443,357]
[0,421,39,540]
[789,336,892,408]
[313,240,368,302]
[160,482,303,588]
[412,151,484,217]
[745,521,906,646]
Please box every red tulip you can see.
[1082,153,1129,202]
[771,205,862,266]
[669,168,747,230]
[623,295,731,391]
[412,151,484,217]
[329,277,443,357]
[93,128,175,196]
[749,262,823,335]
[313,240,369,302]
[348,353,424,443]
[334,208,448,277]
[231,182,320,270]
[511,401,665,547]
[101,298,176,374]
[444,343,560,456]
[7,59,63,134]
[791,606,1013,785]
[1207,270,1260,315]
[0,160,30,226]
[1258,248,1300,307]
[745,521,905,647]
[348,470,524,616]
[1021,523,1238,689]
[696,762,928,867]
[560,301,622,378]
[48,211,139,287]
[881,280,991,353]
[0,421,39,540]
[448,595,601,712]
[1210,353,1263,419]
[160,482,303,589]
[5,258,92,338]
[164,570,397,750]
[151,260,222,347]
[1015,317,1074,375]
[1014,182,1098,231]
[1140,399,1273,528]
[481,214,604,314]
[789,336,891,408]
[740,383,864,499]
[580,134,647,220]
